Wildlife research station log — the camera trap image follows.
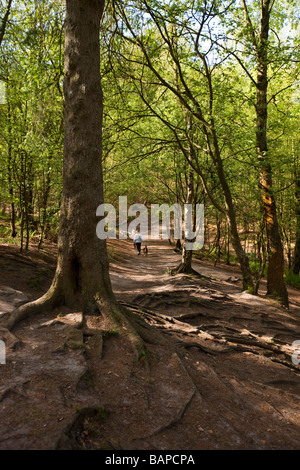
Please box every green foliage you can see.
[284,270,300,289]
[108,329,118,336]
[0,0,64,249]
[68,341,86,351]
[0,0,299,297]
[0,222,10,237]
[26,276,41,289]
[249,259,268,278]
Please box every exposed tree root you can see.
[135,388,197,441]
[0,327,22,351]
[225,344,300,372]
[2,278,298,385]
[170,263,206,278]
[206,330,293,360]
[174,339,229,355]
[120,300,300,374]
[1,283,63,331]
[131,347,203,442]
[0,284,154,360]
[1,280,298,449]
[0,381,30,402]
[174,311,205,321]
[120,300,195,328]
[95,298,145,357]
[56,405,107,450]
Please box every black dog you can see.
[142,245,148,255]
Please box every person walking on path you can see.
[133,228,144,255]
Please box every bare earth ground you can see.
[0,238,299,450]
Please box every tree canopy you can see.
[0,0,300,303]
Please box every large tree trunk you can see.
[53,0,113,311]
[4,1,146,355]
[255,0,288,307]
[4,0,111,319]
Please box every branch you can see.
[114,0,212,132]
[136,83,226,215]
[269,0,276,15]
[241,0,258,55]
[0,0,13,47]
[267,82,297,104]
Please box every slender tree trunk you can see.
[174,238,182,252]
[9,187,16,237]
[293,175,300,274]
[7,100,17,237]
[172,168,195,274]
[19,194,24,253]
[181,168,194,272]
[172,113,196,274]
[253,217,267,294]
[0,0,12,47]
[210,127,254,290]
[38,154,52,249]
[213,215,221,267]
[25,198,29,250]
[226,222,230,265]
[38,187,50,250]
[255,0,288,306]
[172,50,194,273]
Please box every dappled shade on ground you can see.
[0,239,299,449]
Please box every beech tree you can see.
[252,0,288,306]
[110,0,255,290]
[293,171,300,274]
[230,0,292,306]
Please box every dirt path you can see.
[0,239,299,450]
[110,238,300,305]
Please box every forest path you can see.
[109,238,300,310]
[0,239,299,450]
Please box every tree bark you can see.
[1,1,140,354]
[293,175,300,274]
[180,167,194,273]
[7,99,17,237]
[255,0,288,306]
[50,0,114,311]
[4,0,148,356]
[0,0,12,47]
[172,169,195,274]
[172,113,197,274]
[210,126,254,290]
